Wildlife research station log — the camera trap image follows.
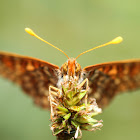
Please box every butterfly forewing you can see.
[0,52,60,109]
[83,60,140,108]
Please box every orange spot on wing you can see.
[26,61,35,71]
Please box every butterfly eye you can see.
[75,63,81,76]
[61,62,68,75]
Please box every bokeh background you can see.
[0,0,140,140]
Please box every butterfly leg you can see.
[49,86,62,97]
[49,86,62,119]
[77,78,89,89]
[77,78,89,107]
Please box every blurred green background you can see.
[0,0,140,140]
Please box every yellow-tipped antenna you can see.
[76,36,123,60]
[25,28,69,59]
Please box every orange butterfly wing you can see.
[0,52,60,109]
[83,60,140,108]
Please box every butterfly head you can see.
[61,58,82,78]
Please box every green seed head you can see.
[49,77,103,139]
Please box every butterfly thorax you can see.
[57,58,82,88]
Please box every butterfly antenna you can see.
[76,36,123,60]
[25,28,69,59]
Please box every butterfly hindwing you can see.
[83,60,140,108]
[0,52,60,109]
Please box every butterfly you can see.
[0,28,140,111]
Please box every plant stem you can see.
[56,130,77,140]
